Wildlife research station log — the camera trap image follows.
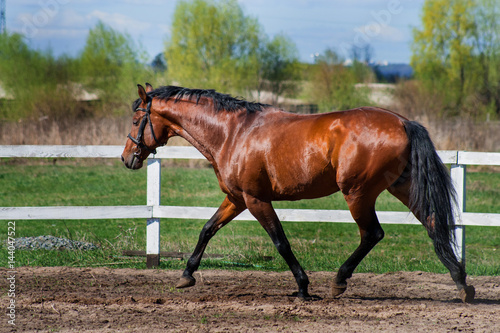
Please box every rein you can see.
[127,99,161,155]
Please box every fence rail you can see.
[1,145,500,267]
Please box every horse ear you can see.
[137,84,148,103]
[145,82,154,92]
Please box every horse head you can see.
[121,83,173,169]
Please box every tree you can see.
[255,33,301,104]
[349,43,376,83]
[0,32,38,94]
[0,32,79,119]
[151,52,167,73]
[474,0,500,115]
[307,48,370,112]
[165,0,261,93]
[411,0,500,117]
[350,43,374,64]
[79,21,150,113]
[412,0,476,111]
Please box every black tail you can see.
[403,121,465,280]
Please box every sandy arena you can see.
[2,267,499,332]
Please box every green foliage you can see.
[411,0,500,118]
[255,33,302,103]
[165,0,261,93]
[349,44,376,83]
[79,21,154,115]
[350,60,376,84]
[0,32,79,120]
[412,0,475,112]
[0,22,157,121]
[165,0,301,100]
[474,0,500,117]
[305,48,371,112]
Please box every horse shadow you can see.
[335,295,500,305]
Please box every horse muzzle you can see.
[121,152,144,170]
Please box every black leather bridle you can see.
[127,99,161,155]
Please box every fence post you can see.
[146,158,161,268]
[450,163,466,265]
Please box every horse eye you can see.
[133,119,139,126]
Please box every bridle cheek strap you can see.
[127,99,162,155]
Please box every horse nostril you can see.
[121,155,124,162]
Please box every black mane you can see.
[132,85,268,113]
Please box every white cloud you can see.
[354,23,406,42]
[122,0,166,4]
[35,28,83,39]
[14,7,88,39]
[87,10,152,34]
[58,9,87,28]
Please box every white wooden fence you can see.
[1,145,500,267]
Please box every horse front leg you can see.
[244,196,310,300]
[176,196,245,288]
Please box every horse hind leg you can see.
[387,180,475,303]
[333,196,384,297]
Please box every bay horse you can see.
[122,83,475,303]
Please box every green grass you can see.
[1,159,499,276]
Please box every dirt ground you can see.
[2,267,499,332]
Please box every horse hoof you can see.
[459,285,475,303]
[176,276,196,289]
[291,291,311,301]
[294,296,308,303]
[331,283,347,297]
[298,293,312,302]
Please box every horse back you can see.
[223,107,410,202]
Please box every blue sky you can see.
[7,0,425,64]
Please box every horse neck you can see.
[160,99,239,163]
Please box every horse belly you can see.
[269,163,339,201]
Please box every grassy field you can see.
[1,159,499,276]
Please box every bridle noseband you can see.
[127,99,161,156]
